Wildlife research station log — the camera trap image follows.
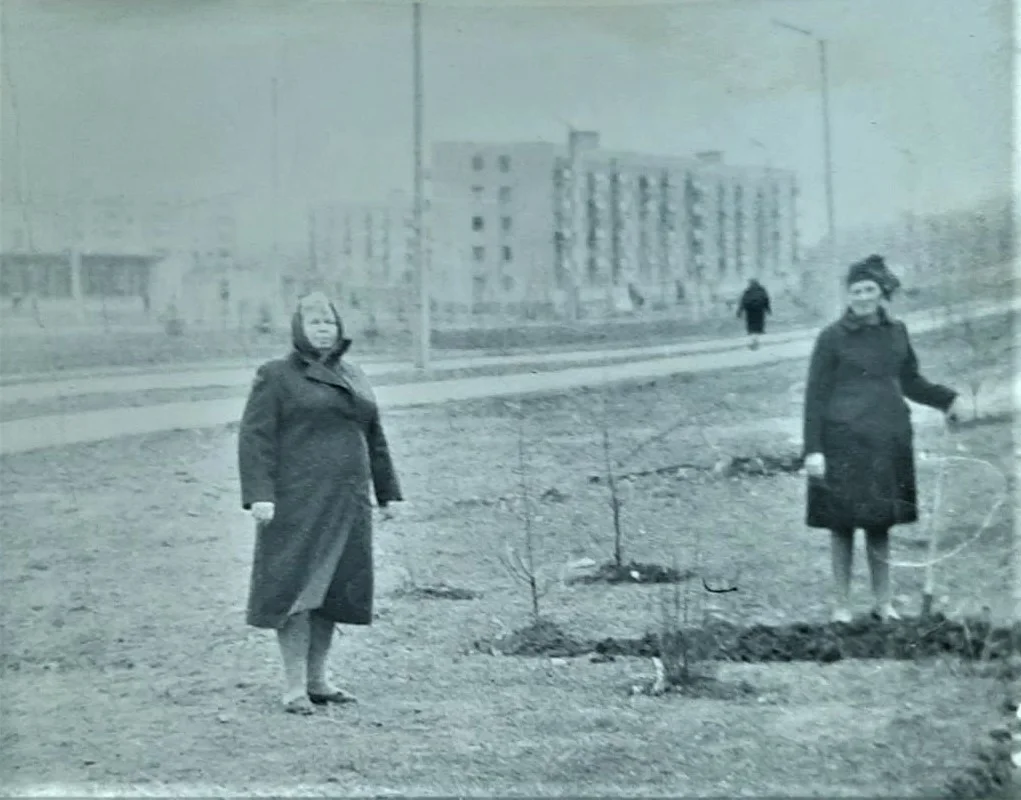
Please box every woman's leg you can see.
[307,612,357,703]
[865,526,900,619]
[277,611,314,712]
[830,528,854,622]
[307,612,337,694]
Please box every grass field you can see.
[0,313,1016,796]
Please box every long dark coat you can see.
[738,284,771,335]
[237,337,402,630]
[802,307,956,531]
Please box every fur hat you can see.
[845,254,901,300]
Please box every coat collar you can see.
[839,305,896,332]
[290,341,357,391]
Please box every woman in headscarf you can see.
[238,291,402,714]
[737,278,772,350]
[802,255,961,623]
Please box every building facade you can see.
[429,132,799,320]
[429,141,562,319]
[0,196,239,327]
[305,197,416,334]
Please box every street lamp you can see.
[772,18,837,312]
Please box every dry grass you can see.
[0,314,1015,796]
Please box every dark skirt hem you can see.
[245,616,372,630]
[744,311,766,335]
[805,516,918,531]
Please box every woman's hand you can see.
[804,452,826,479]
[250,501,275,523]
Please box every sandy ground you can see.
[0,317,1016,796]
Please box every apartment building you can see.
[429,132,799,318]
[429,141,561,317]
[306,197,416,331]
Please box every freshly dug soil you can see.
[394,583,481,600]
[479,613,1021,663]
[475,618,589,658]
[568,561,696,585]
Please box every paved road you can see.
[0,299,1014,456]
[0,326,813,406]
[0,298,1003,406]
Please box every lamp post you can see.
[412,1,429,369]
[772,19,837,313]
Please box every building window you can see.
[472,246,485,262]
[498,186,512,204]
[502,274,515,292]
[501,216,512,233]
[471,185,484,202]
[498,155,511,172]
[472,216,484,232]
[472,155,484,170]
[502,245,513,262]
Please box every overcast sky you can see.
[1,0,1013,256]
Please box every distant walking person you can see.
[737,278,771,349]
[802,255,961,623]
[238,291,403,714]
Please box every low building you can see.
[0,196,240,330]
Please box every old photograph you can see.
[1,0,1018,795]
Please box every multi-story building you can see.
[429,132,799,319]
[430,141,562,318]
[305,196,415,333]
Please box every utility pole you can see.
[412,1,429,369]
[772,19,838,314]
[567,125,586,321]
[818,38,835,269]
[270,55,285,316]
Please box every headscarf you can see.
[845,254,901,300]
[290,291,351,367]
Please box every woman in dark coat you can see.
[238,291,402,714]
[802,256,961,623]
[737,278,771,349]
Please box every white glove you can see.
[804,452,826,479]
[250,501,275,523]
